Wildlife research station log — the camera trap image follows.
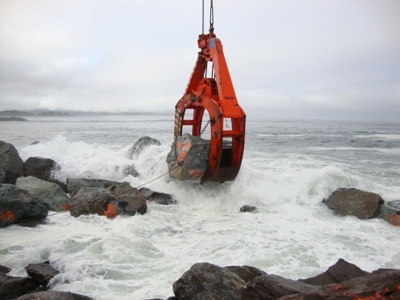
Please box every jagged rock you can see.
[280,268,400,300]
[23,157,67,192]
[241,274,317,300]
[381,200,400,226]
[66,178,120,196]
[173,262,245,300]
[323,188,384,219]
[239,205,257,213]
[26,262,60,285]
[0,184,48,227]
[0,265,11,276]
[69,182,146,218]
[166,133,210,182]
[0,140,24,184]
[225,265,267,283]
[139,187,177,205]
[127,136,161,159]
[298,258,368,286]
[16,177,70,211]
[0,274,43,299]
[122,164,139,177]
[13,291,94,300]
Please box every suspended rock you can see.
[127,136,161,159]
[173,262,245,300]
[166,133,210,182]
[16,176,70,211]
[381,200,400,226]
[69,182,146,218]
[66,178,120,196]
[0,140,23,184]
[26,262,60,286]
[323,188,384,220]
[139,187,177,205]
[0,184,48,227]
[298,258,368,286]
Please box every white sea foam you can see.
[1,119,400,299]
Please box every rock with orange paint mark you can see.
[166,133,210,182]
[69,182,146,218]
[66,178,120,196]
[16,176,69,212]
[381,200,400,226]
[0,184,48,227]
[0,140,23,184]
[323,188,384,220]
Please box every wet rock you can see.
[127,136,161,159]
[23,157,67,192]
[225,265,267,283]
[69,182,146,218]
[280,268,400,300]
[241,274,317,300]
[13,290,94,300]
[0,274,42,299]
[166,133,210,182]
[0,140,23,184]
[323,188,384,219]
[0,184,48,227]
[239,205,257,213]
[139,187,177,205]
[298,258,368,286]
[381,200,400,226]
[66,178,119,196]
[26,262,60,286]
[122,164,139,177]
[173,262,245,300]
[16,176,70,211]
[0,265,11,276]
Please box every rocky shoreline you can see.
[1,138,400,299]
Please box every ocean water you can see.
[0,116,399,299]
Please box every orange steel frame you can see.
[174,30,246,183]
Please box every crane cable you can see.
[202,0,214,34]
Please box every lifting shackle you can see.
[173,0,246,183]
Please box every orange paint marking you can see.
[62,203,70,211]
[189,170,204,178]
[0,210,15,221]
[104,204,117,219]
[388,214,400,226]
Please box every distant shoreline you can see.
[0,117,28,122]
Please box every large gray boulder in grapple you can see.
[166,133,210,182]
[0,141,23,184]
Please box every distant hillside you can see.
[37,111,72,117]
[0,110,34,117]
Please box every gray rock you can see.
[139,187,177,205]
[26,262,60,285]
[13,291,94,300]
[323,188,384,220]
[0,265,11,276]
[69,182,146,218]
[16,176,70,211]
[66,178,119,196]
[0,140,23,184]
[23,157,67,192]
[241,274,317,300]
[298,258,368,286]
[239,205,257,213]
[166,133,210,182]
[0,274,43,299]
[381,200,400,226]
[127,136,161,159]
[173,262,245,300]
[225,265,267,283]
[0,184,48,227]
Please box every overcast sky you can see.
[0,0,399,121]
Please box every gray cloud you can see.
[0,0,399,121]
